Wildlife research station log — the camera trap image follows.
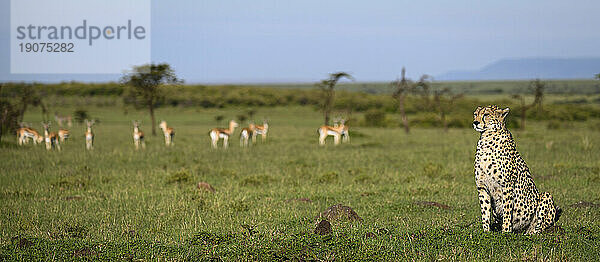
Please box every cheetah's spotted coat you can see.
[473,105,561,234]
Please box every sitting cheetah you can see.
[473,105,561,234]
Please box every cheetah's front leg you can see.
[476,182,492,232]
[501,186,514,232]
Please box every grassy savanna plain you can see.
[1,84,600,260]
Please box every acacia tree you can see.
[121,63,181,135]
[510,79,547,130]
[595,73,600,80]
[391,67,413,134]
[414,74,433,110]
[529,78,545,111]
[317,72,353,125]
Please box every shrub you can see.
[73,109,89,124]
[363,109,387,127]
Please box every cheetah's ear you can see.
[500,108,510,119]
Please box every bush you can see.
[73,109,89,124]
[363,109,387,127]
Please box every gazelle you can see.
[252,120,269,143]
[132,120,146,150]
[85,120,95,150]
[54,113,72,127]
[58,129,70,142]
[318,119,347,146]
[239,123,255,147]
[17,126,43,145]
[209,120,238,149]
[42,122,61,150]
[159,120,175,146]
[339,122,349,143]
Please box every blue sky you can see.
[1,0,599,83]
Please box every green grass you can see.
[1,105,599,260]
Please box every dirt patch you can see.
[316,204,362,223]
[569,201,600,208]
[63,195,82,201]
[314,220,332,235]
[72,247,97,258]
[414,201,450,210]
[364,232,376,238]
[11,236,33,248]
[197,182,216,193]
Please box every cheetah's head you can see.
[473,105,509,133]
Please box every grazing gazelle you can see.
[159,120,175,146]
[209,120,238,149]
[132,120,146,150]
[42,122,61,151]
[239,123,255,147]
[17,126,43,145]
[54,112,72,127]
[58,129,70,142]
[85,120,95,150]
[317,119,347,146]
[252,120,269,143]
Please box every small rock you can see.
[316,204,363,223]
[314,220,332,235]
[197,182,216,193]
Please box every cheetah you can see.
[473,105,561,234]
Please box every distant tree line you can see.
[2,66,600,142]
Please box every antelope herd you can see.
[16,116,351,150]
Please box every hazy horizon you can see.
[1,0,599,83]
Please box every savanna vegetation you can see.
[0,78,599,260]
